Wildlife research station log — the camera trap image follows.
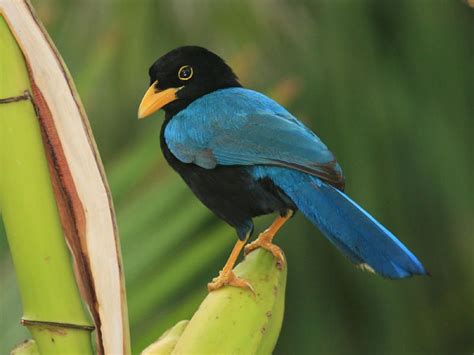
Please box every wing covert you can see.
[164,88,345,189]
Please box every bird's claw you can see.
[207,270,255,295]
[244,234,286,270]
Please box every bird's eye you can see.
[178,65,193,81]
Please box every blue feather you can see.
[251,166,427,278]
[165,88,344,186]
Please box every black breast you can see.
[159,116,294,239]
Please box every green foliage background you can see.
[1,0,473,353]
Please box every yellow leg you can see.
[207,234,254,293]
[244,210,293,269]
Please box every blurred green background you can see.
[1,0,473,353]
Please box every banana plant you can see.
[142,249,287,355]
[0,0,129,353]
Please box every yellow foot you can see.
[244,235,286,270]
[207,270,255,294]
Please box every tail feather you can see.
[252,167,427,278]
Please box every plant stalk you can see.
[142,248,287,354]
[0,14,94,354]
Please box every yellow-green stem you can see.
[0,15,93,354]
[142,248,287,354]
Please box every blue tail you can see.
[251,166,427,278]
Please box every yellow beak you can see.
[138,81,181,119]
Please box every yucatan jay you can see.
[138,46,427,292]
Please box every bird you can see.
[138,46,427,292]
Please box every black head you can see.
[138,46,241,118]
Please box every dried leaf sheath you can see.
[29,78,103,350]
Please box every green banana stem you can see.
[0,15,93,354]
[142,248,287,355]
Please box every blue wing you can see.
[165,88,345,188]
